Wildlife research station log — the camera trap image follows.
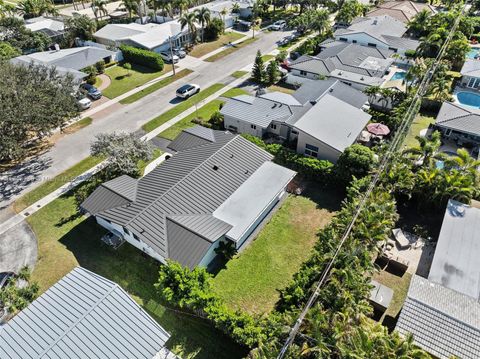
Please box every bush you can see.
[335,144,375,184]
[119,45,164,71]
[209,110,224,129]
[204,18,224,41]
[404,49,416,58]
[83,65,97,85]
[95,60,105,74]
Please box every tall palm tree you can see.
[312,9,329,35]
[407,8,431,37]
[179,11,197,44]
[122,0,137,20]
[0,0,16,17]
[195,7,210,42]
[363,85,381,104]
[16,0,57,19]
[403,130,444,167]
[231,2,240,13]
[219,6,228,33]
[92,0,108,21]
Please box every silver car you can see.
[176,84,200,99]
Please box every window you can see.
[250,124,257,130]
[367,43,377,47]
[339,37,348,42]
[291,130,298,135]
[467,77,480,88]
[133,233,140,241]
[270,124,277,130]
[388,47,398,53]
[300,70,307,76]
[304,144,319,158]
[445,128,452,136]
[352,40,357,43]
[123,227,130,235]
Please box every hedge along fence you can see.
[242,134,334,182]
[119,45,164,71]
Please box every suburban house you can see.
[460,59,480,89]
[221,78,371,162]
[367,1,436,23]
[334,15,419,55]
[0,267,176,359]
[288,40,394,90]
[24,16,65,42]
[94,21,191,53]
[81,126,296,269]
[190,0,253,27]
[396,200,480,359]
[432,101,480,146]
[10,46,116,82]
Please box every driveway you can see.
[0,29,291,210]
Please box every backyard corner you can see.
[26,188,246,359]
[402,112,435,149]
[188,32,246,58]
[211,184,342,315]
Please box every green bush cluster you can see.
[119,45,164,71]
[155,261,266,347]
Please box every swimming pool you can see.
[457,91,480,108]
[391,71,406,81]
[467,47,480,59]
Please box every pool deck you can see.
[382,66,407,91]
[452,86,480,108]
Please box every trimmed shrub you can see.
[204,18,225,41]
[404,49,416,58]
[119,45,164,71]
[95,60,105,74]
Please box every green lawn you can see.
[221,87,249,98]
[14,156,103,212]
[231,70,248,79]
[402,113,435,149]
[261,54,274,62]
[205,37,258,62]
[27,191,246,359]
[189,32,246,58]
[138,148,163,175]
[372,270,412,320]
[211,189,339,314]
[159,99,224,140]
[142,83,225,132]
[268,84,296,94]
[102,63,173,99]
[120,69,193,104]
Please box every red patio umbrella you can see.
[367,123,390,136]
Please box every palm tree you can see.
[407,8,431,37]
[175,0,189,16]
[91,0,108,21]
[195,7,210,42]
[231,2,240,13]
[0,0,16,17]
[403,131,444,167]
[122,0,137,19]
[312,9,329,35]
[363,85,381,104]
[428,73,452,101]
[179,11,197,44]
[219,7,228,33]
[16,0,57,19]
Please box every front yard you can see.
[211,185,341,314]
[102,63,174,99]
[27,191,246,359]
[188,32,246,58]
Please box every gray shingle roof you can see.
[461,59,480,77]
[435,101,480,137]
[82,127,289,267]
[396,275,480,359]
[293,94,371,152]
[0,267,171,359]
[367,1,436,22]
[428,199,480,300]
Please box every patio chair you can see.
[392,228,411,249]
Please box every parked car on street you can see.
[271,20,287,31]
[173,47,187,58]
[77,97,92,110]
[0,272,14,290]
[80,83,102,100]
[176,84,200,99]
[159,51,179,63]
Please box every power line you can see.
[276,4,468,357]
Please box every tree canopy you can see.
[0,17,49,53]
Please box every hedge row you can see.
[119,45,164,71]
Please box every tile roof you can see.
[0,267,171,359]
[396,275,480,359]
[461,59,480,78]
[367,1,436,23]
[435,101,480,137]
[82,127,294,267]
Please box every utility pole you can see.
[169,36,176,76]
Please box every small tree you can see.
[123,62,132,76]
[335,144,375,184]
[252,50,266,84]
[209,110,224,129]
[90,132,154,178]
[266,60,281,85]
[95,60,105,74]
[275,50,287,63]
[84,65,97,85]
[204,18,224,41]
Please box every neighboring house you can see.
[460,59,480,89]
[24,16,65,42]
[0,267,176,359]
[221,78,370,162]
[433,101,480,145]
[334,15,419,55]
[190,0,253,27]
[396,200,480,359]
[94,21,191,52]
[367,1,436,23]
[288,40,394,90]
[81,126,296,269]
[10,46,116,82]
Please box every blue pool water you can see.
[391,71,406,81]
[457,91,480,108]
[467,48,480,59]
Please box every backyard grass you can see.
[142,83,225,132]
[13,156,103,212]
[402,113,435,149]
[120,69,193,104]
[211,187,340,314]
[188,32,246,58]
[221,87,249,98]
[158,99,224,140]
[102,63,173,99]
[27,193,246,359]
[268,84,296,94]
[231,70,248,79]
[205,37,258,62]
[372,270,412,320]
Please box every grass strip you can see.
[221,88,249,98]
[204,37,258,62]
[231,70,248,78]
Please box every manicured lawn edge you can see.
[205,37,258,62]
[142,83,225,133]
[120,69,193,105]
[231,70,248,79]
[188,32,246,58]
[221,88,249,98]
